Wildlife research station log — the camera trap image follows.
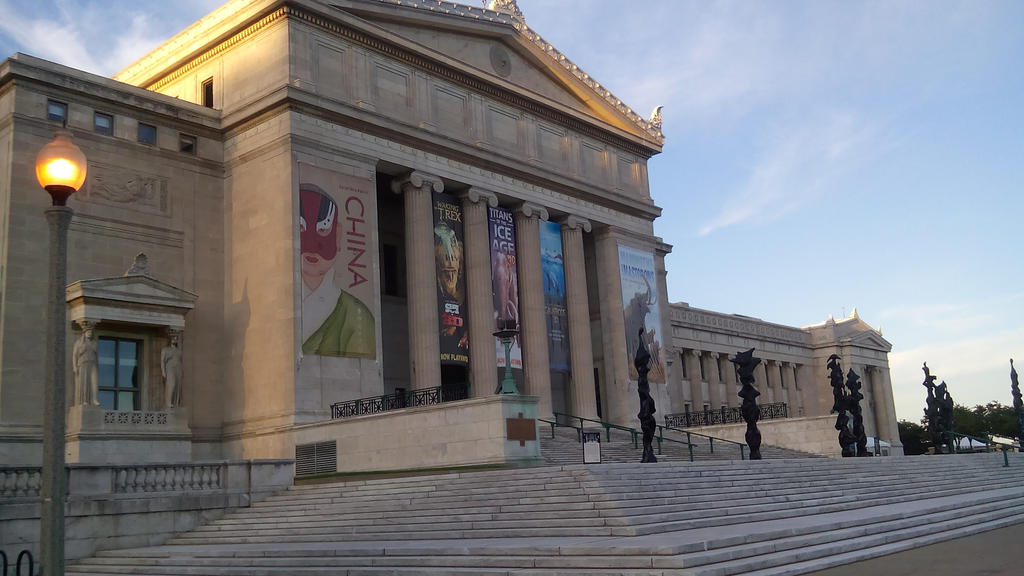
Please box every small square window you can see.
[138,123,156,145]
[47,100,68,123]
[93,112,113,135]
[179,134,197,155]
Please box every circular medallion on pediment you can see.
[490,44,512,78]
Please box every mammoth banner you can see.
[298,163,376,359]
[618,245,665,383]
[433,192,469,366]
[488,205,523,370]
[540,220,570,373]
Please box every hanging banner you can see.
[540,221,571,372]
[618,245,665,383]
[488,206,523,370]
[297,163,376,359]
[433,192,469,365]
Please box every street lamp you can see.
[35,129,86,576]
[492,318,519,395]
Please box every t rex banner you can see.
[433,192,469,365]
[297,163,376,359]
[618,245,665,383]
[488,205,522,370]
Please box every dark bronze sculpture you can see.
[846,369,869,457]
[731,348,762,460]
[922,362,943,453]
[635,328,657,463]
[935,381,955,452]
[1012,359,1023,452]
[828,354,856,457]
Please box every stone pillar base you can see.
[66,405,192,464]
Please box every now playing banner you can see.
[433,192,469,366]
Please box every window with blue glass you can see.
[98,338,141,411]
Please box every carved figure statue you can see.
[162,333,184,409]
[828,355,856,457]
[72,325,99,406]
[922,362,942,453]
[845,369,869,457]
[936,382,955,451]
[1011,359,1023,452]
[635,329,657,463]
[731,348,762,460]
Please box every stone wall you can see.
[0,459,292,561]
[690,415,841,457]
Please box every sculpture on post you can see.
[635,328,657,463]
[162,332,184,409]
[72,323,99,406]
[922,362,942,453]
[828,354,856,457]
[1011,359,1023,452]
[731,348,762,460]
[846,369,869,456]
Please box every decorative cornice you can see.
[460,187,499,207]
[391,170,444,194]
[514,202,548,221]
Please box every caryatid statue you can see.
[828,354,855,457]
[731,348,763,460]
[635,328,657,463]
[162,332,184,409]
[845,369,868,457]
[72,322,99,406]
[922,362,941,452]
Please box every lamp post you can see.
[35,129,87,576]
[492,318,519,395]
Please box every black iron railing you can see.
[330,383,469,420]
[0,550,33,576]
[664,402,788,428]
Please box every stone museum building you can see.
[0,0,903,474]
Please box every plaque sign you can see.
[582,431,601,464]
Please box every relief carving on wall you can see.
[82,163,170,216]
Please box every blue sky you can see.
[2,0,1022,422]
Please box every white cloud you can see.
[698,109,877,235]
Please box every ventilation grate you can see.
[295,440,337,476]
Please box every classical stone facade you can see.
[0,0,902,469]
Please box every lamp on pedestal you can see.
[35,129,87,576]
[493,318,519,395]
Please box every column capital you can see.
[514,202,548,221]
[686,349,701,358]
[708,352,719,360]
[460,187,498,207]
[559,215,592,233]
[391,170,444,195]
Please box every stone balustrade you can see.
[111,463,224,494]
[0,468,41,499]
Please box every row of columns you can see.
[392,171,598,421]
[679,349,805,416]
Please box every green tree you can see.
[898,420,929,455]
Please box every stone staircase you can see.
[539,424,818,464]
[66,452,1024,575]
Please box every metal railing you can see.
[664,402,788,428]
[943,430,1017,466]
[330,383,469,419]
[0,550,33,576]
[548,412,698,461]
[661,424,748,460]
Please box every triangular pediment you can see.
[330,0,664,148]
[847,330,892,352]
[66,274,197,311]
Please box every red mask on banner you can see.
[300,187,338,261]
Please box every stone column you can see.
[460,188,498,397]
[593,228,630,425]
[874,366,904,454]
[782,362,800,416]
[561,215,598,420]
[724,353,739,408]
[514,203,552,417]
[707,352,723,409]
[683,350,703,409]
[392,171,443,390]
[758,361,773,404]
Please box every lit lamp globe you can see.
[35,130,87,205]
